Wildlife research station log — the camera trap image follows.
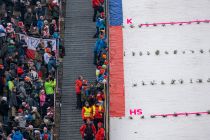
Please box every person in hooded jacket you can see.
[12,128,23,140]
[95,122,105,140]
[80,119,96,140]
[0,97,9,124]
[92,0,104,22]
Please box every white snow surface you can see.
[110,0,210,140]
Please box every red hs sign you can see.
[130,109,142,115]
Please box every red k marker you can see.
[127,18,133,24]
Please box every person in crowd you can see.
[75,75,83,109]
[80,118,96,140]
[82,102,93,122]
[92,102,104,130]
[35,1,45,20]
[0,0,60,138]
[12,127,23,140]
[92,0,103,22]
[47,51,56,73]
[41,127,51,140]
[95,122,105,140]
[49,0,59,23]
[24,8,33,32]
[93,12,105,38]
[0,97,9,125]
[44,77,56,106]
[37,16,44,34]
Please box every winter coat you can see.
[0,100,9,116]
[37,19,44,31]
[41,132,51,140]
[80,124,96,139]
[24,12,33,25]
[40,93,46,107]
[44,80,56,95]
[75,79,83,94]
[12,131,23,140]
[95,128,105,140]
[9,92,17,107]
[8,80,14,92]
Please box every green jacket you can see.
[8,81,14,92]
[44,80,56,95]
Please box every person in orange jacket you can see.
[82,102,93,122]
[80,119,96,140]
[92,102,104,130]
[95,122,105,140]
[75,75,83,109]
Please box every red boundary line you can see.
[138,19,210,27]
[151,111,209,117]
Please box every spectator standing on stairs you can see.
[75,75,83,109]
[92,0,104,22]
[95,122,105,140]
[80,118,96,140]
[82,102,93,122]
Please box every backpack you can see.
[84,124,94,139]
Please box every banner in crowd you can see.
[18,34,57,51]
[18,34,57,59]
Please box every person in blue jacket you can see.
[37,16,44,34]
[93,12,105,38]
[94,31,107,65]
[12,128,23,140]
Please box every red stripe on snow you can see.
[109,26,125,117]
[139,19,210,27]
[152,111,209,117]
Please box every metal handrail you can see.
[105,0,110,139]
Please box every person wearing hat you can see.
[95,122,105,140]
[35,1,45,20]
[92,0,104,22]
[7,39,16,55]
[93,12,105,38]
[24,76,32,95]
[43,20,50,38]
[34,130,41,140]
[22,125,34,140]
[50,0,59,23]
[80,118,96,140]
[41,127,51,140]
[0,97,9,124]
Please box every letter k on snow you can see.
[127,18,133,24]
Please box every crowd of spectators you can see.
[77,0,107,140]
[0,0,63,139]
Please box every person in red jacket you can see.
[75,75,83,109]
[95,122,105,140]
[80,119,96,140]
[92,102,104,130]
[92,0,104,22]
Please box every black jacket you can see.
[0,100,9,116]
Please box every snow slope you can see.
[110,0,210,140]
